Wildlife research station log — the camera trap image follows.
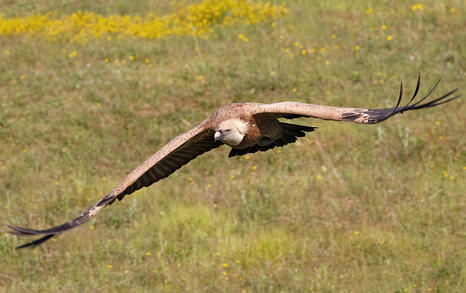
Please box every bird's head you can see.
[214,119,249,146]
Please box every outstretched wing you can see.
[6,121,222,249]
[253,77,460,124]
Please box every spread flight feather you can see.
[5,77,460,249]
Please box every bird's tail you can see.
[5,192,117,249]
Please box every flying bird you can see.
[5,77,460,249]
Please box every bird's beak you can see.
[214,131,222,142]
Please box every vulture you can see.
[5,77,460,249]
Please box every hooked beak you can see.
[214,131,222,142]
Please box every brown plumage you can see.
[5,77,460,249]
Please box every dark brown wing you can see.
[6,124,222,249]
[114,129,222,201]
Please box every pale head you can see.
[214,119,249,146]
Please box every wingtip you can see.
[14,234,56,250]
[5,223,41,236]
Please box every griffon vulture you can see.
[5,77,460,249]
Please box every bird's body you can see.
[5,77,460,249]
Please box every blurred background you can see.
[0,0,464,291]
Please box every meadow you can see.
[0,0,464,292]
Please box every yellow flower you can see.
[145,58,149,63]
[0,1,288,43]
[108,265,112,269]
[325,60,330,65]
[320,47,326,52]
[450,7,456,13]
[270,71,276,77]
[301,49,307,55]
[387,35,392,40]
[411,4,424,11]
[276,149,280,153]
[146,252,151,256]
[207,183,212,188]
[68,50,77,58]
[237,34,249,42]
[223,263,228,267]
[381,25,387,30]
[331,34,336,39]
[252,166,257,170]
[23,148,28,153]
[104,58,109,63]
[20,75,26,80]
[292,88,297,93]
[435,121,440,125]
[365,8,373,14]
[354,231,359,235]
[4,50,10,55]
[245,155,250,160]
[316,175,323,180]
[129,56,135,60]
[354,45,360,51]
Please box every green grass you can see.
[1,0,465,292]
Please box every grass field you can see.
[1,0,464,292]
